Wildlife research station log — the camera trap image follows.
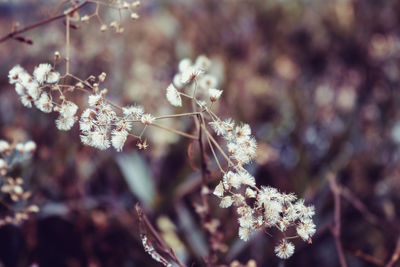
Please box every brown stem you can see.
[329,173,348,267]
[0,1,89,44]
[352,249,384,266]
[136,203,186,267]
[385,236,400,267]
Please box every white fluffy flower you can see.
[46,71,60,83]
[219,196,233,208]
[274,240,295,259]
[296,218,316,242]
[166,84,182,107]
[25,80,40,100]
[213,181,225,197]
[56,116,75,131]
[238,227,251,241]
[194,55,211,71]
[0,140,10,153]
[23,141,37,153]
[8,65,25,84]
[141,114,154,125]
[34,92,53,113]
[90,131,110,150]
[33,63,52,84]
[60,101,78,117]
[122,105,144,120]
[180,66,202,84]
[111,130,128,152]
[15,83,25,96]
[20,95,33,108]
[88,94,102,107]
[208,88,223,102]
[178,58,192,73]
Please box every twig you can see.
[340,186,380,227]
[136,203,186,267]
[329,173,348,267]
[352,249,384,266]
[0,1,89,44]
[386,236,400,267]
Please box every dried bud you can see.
[98,72,107,82]
[54,51,61,61]
[100,24,108,32]
[75,82,84,89]
[130,13,139,20]
[81,15,90,23]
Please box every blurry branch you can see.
[352,249,384,266]
[0,1,89,44]
[385,236,400,267]
[329,173,348,267]
[340,186,380,227]
[136,203,186,267]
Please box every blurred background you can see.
[1,0,400,266]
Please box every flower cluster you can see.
[165,55,223,107]
[80,91,151,151]
[0,139,39,225]
[8,64,79,131]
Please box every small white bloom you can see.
[56,116,75,131]
[223,171,242,189]
[141,114,154,125]
[33,63,52,84]
[122,105,144,120]
[111,130,128,152]
[15,83,25,95]
[23,141,37,153]
[296,218,316,242]
[199,74,217,89]
[88,94,102,107]
[25,80,40,100]
[213,181,225,197]
[194,55,211,71]
[178,58,192,73]
[238,227,251,241]
[245,187,256,198]
[8,65,25,84]
[0,159,7,170]
[166,84,182,107]
[46,71,60,83]
[60,101,78,117]
[20,95,33,108]
[34,92,53,113]
[274,239,295,259]
[0,140,10,153]
[219,196,233,208]
[209,120,225,136]
[180,66,202,84]
[90,130,110,150]
[208,88,223,102]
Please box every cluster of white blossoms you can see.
[79,90,151,151]
[8,64,79,131]
[165,56,316,259]
[165,55,223,107]
[9,64,153,152]
[0,139,39,225]
[210,117,315,259]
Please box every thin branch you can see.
[149,122,198,140]
[0,1,89,44]
[386,236,400,267]
[352,249,384,266]
[135,203,186,267]
[329,173,348,267]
